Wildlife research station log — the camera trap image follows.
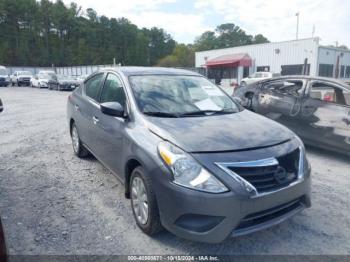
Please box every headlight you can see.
[158,141,228,193]
[295,135,308,179]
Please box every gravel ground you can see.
[0,87,349,255]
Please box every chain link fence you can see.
[5,65,207,77]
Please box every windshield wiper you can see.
[143,111,180,118]
[179,109,234,117]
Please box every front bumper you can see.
[59,83,78,90]
[154,139,311,243]
[156,174,310,243]
[18,78,31,84]
[0,78,10,86]
[39,82,48,88]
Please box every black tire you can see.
[70,123,89,158]
[130,166,163,235]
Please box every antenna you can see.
[295,12,300,40]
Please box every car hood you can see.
[144,110,295,153]
[59,80,78,84]
[18,75,32,78]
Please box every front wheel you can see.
[130,167,162,236]
[70,123,89,158]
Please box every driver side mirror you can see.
[0,99,3,113]
[100,102,125,118]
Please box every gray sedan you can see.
[67,67,311,243]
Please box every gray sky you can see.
[62,0,350,46]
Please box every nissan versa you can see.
[66,67,311,243]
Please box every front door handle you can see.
[92,116,99,125]
[74,104,80,111]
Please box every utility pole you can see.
[296,12,300,40]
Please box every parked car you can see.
[48,75,80,91]
[76,74,89,83]
[31,72,54,88]
[37,70,56,78]
[0,100,7,261]
[0,217,6,261]
[235,76,350,155]
[240,72,281,87]
[0,66,10,87]
[11,71,33,86]
[67,67,311,243]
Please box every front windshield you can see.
[0,69,7,75]
[38,73,52,79]
[58,75,74,80]
[129,75,239,117]
[18,71,32,76]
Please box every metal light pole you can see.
[296,12,300,40]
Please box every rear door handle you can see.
[92,116,99,125]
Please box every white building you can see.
[195,37,350,91]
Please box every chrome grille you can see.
[216,148,301,196]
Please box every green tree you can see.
[0,0,176,67]
[158,44,195,67]
[252,34,269,44]
[194,23,269,51]
[194,31,217,51]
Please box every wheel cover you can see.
[131,176,149,225]
[71,126,80,153]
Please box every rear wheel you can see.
[130,167,162,236]
[70,123,89,158]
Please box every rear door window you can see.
[309,82,350,106]
[85,73,104,102]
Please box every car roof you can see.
[99,66,202,77]
[38,71,55,73]
[259,75,349,87]
[16,71,32,73]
